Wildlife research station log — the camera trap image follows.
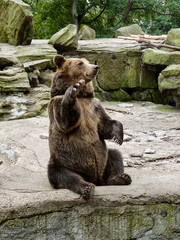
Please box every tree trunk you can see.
[71,0,78,27]
[120,0,134,23]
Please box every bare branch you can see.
[136,38,180,51]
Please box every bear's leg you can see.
[103,149,132,185]
[48,163,95,200]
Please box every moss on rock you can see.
[142,49,180,65]
[97,53,141,90]
[48,24,78,52]
[165,28,180,47]
[0,0,33,45]
[115,24,144,38]
[161,64,180,77]
[78,25,96,40]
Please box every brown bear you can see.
[48,55,131,200]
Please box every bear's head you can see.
[51,55,99,98]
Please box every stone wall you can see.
[1,199,179,240]
[67,39,180,107]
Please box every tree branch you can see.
[82,0,108,25]
[131,7,180,19]
[120,0,134,23]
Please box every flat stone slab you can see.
[0,102,180,239]
[78,38,141,52]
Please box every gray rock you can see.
[130,152,143,158]
[142,48,180,65]
[144,149,156,154]
[15,43,57,63]
[0,85,49,120]
[0,0,33,45]
[49,24,78,52]
[165,28,180,47]
[115,24,144,38]
[78,25,96,40]
[158,65,180,102]
[161,64,180,76]
[23,59,54,72]
[39,69,54,87]
[0,54,20,68]
[0,67,30,92]
[158,73,180,93]
[28,72,39,87]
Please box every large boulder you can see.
[78,25,96,40]
[0,0,33,46]
[165,28,180,47]
[158,65,180,92]
[115,24,144,38]
[96,52,141,90]
[48,24,78,52]
[142,49,180,65]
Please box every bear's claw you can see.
[107,173,132,185]
[81,184,95,200]
[113,136,123,145]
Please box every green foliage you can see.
[23,0,71,39]
[22,0,180,39]
[33,0,71,39]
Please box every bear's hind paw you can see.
[81,183,95,200]
[107,173,132,185]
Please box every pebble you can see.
[126,159,143,167]
[130,153,143,158]
[124,135,132,141]
[144,149,156,154]
[147,136,156,142]
[40,135,48,140]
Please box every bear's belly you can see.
[50,134,108,183]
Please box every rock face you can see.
[0,40,57,120]
[115,24,144,37]
[48,24,78,52]
[0,102,180,239]
[165,28,180,47]
[0,66,30,92]
[78,25,96,40]
[142,48,180,65]
[0,0,33,46]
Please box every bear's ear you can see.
[53,55,65,68]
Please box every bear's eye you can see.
[78,61,84,66]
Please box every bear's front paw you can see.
[70,79,85,99]
[113,134,123,145]
[81,183,95,200]
[112,122,123,145]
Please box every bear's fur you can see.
[48,55,132,200]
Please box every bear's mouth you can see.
[86,73,97,80]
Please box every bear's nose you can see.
[94,65,99,70]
